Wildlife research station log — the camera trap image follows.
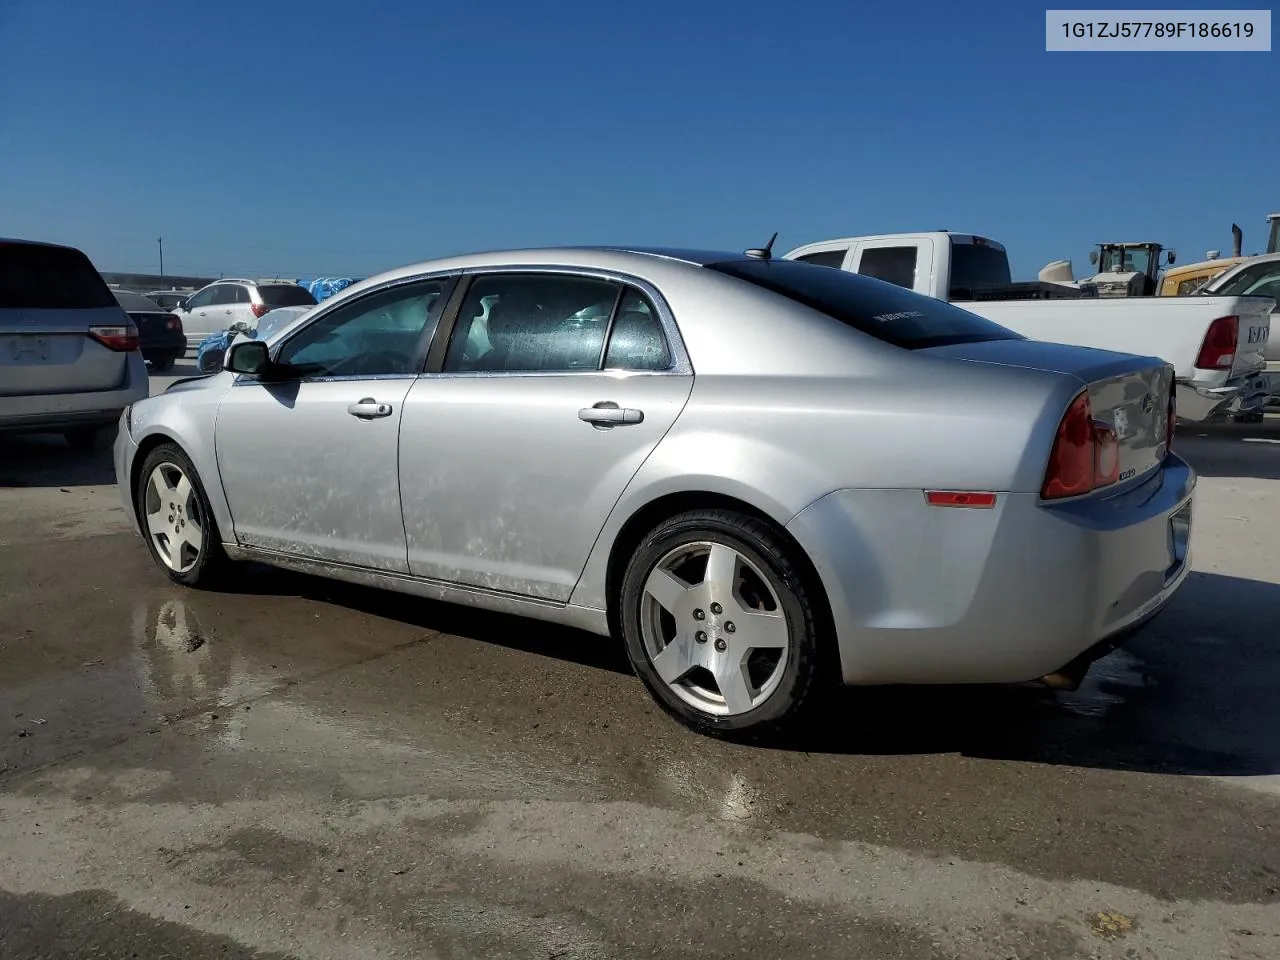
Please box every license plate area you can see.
[1165,500,1192,582]
[1,334,51,363]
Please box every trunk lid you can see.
[0,240,131,397]
[923,338,1172,486]
[0,306,133,396]
[1228,296,1273,373]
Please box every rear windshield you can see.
[948,242,1012,297]
[0,242,116,310]
[708,258,1020,349]
[114,291,165,312]
[258,284,317,307]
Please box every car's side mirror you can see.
[1088,250,1099,266]
[226,340,271,375]
[1165,249,1177,265]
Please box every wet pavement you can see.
[2,382,1278,959]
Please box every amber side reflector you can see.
[925,491,997,508]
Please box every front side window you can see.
[209,285,238,306]
[856,246,918,289]
[444,273,621,373]
[184,287,218,309]
[276,278,451,378]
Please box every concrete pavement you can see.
[1,373,1277,959]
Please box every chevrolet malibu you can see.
[114,246,1195,737]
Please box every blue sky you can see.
[1,0,1275,280]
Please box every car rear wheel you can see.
[151,357,175,372]
[619,509,827,739]
[135,443,235,587]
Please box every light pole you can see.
[158,237,164,278]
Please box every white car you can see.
[170,279,317,354]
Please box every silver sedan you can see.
[113,246,1196,737]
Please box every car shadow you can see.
[783,570,1280,778]
[0,431,118,488]
[209,561,1279,778]
[1175,417,1280,480]
[219,562,634,676]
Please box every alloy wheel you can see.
[639,540,791,717]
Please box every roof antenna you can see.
[745,232,779,260]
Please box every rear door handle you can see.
[347,397,394,419]
[578,401,644,427]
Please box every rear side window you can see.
[0,243,115,310]
[706,258,1021,350]
[259,284,318,307]
[857,247,917,289]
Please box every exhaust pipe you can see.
[1232,223,1243,258]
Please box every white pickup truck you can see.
[784,232,1274,422]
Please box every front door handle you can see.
[347,397,393,419]
[578,400,644,427]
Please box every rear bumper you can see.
[1175,372,1269,422]
[785,456,1196,686]
[140,332,185,361]
[0,352,148,434]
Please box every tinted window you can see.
[948,243,1013,298]
[444,273,621,373]
[208,285,238,306]
[114,291,165,312]
[604,289,671,371]
[857,247,917,289]
[184,287,217,309]
[259,283,318,307]
[705,258,1021,350]
[796,249,847,268]
[0,242,115,309]
[231,285,251,304]
[277,279,451,378]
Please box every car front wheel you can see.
[619,508,828,739]
[135,443,235,587]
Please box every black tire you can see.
[151,357,176,372]
[63,426,100,451]
[618,508,830,740]
[134,442,236,588]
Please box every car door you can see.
[398,270,694,601]
[214,275,457,572]
[176,285,219,350]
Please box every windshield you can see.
[1097,246,1155,275]
[258,283,318,307]
[948,243,1012,297]
[707,258,1021,349]
[1208,261,1280,300]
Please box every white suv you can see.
[171,279,316,353]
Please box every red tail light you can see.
[88,323,140,352]
[250,302,271,318]
[166,314,183,331]
[1194,315,1238,370]
[1165,389,1176,453]
[1041,391,1122,500]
